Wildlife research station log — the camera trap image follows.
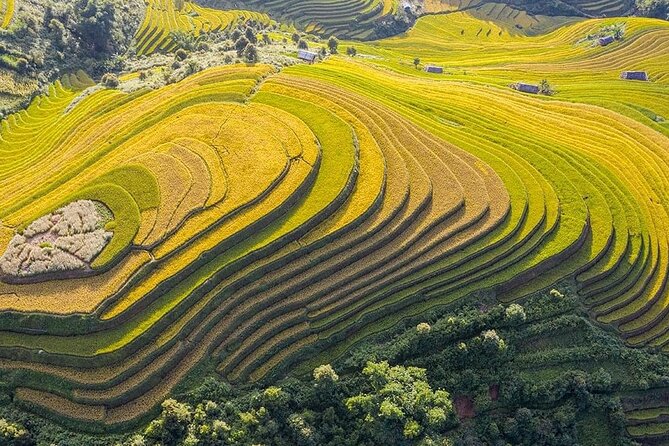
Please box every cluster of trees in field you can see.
[3,288,669,445]
[636,0,669,18]
[0,0,143,80]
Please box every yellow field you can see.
[0,9,667,438]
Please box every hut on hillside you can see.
[511,82,540,94]
[424,65,444,74]
[599,35,615,46]
[620,71,649,81]
[298,50,318,64]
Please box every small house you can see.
[620,71,649,81]
[424,65,444,74]
[512,82,540,94]
[599,36,615,46]
[298,50,318,64]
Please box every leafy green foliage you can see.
[636,0,669,18]
[346,361,456,440]
[0,418,34,446]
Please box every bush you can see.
[505,304,526,325]
[15,58,29,73]
[0,418,34,446]
[539,79,555,95]
[244,44,258,63]
[175,48,188,61]
[417,322,431,334]
[101,73,119,88]
[297,39,309,50]
[313,364,339,382]
[245,27,257,44]
[636,0,669,18]
[328,36,339,54]
[346,46,357,57]
[235,36,249,56]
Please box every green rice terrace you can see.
[0,0,668,444]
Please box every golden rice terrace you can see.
[0,0,668,443]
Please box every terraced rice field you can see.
[134,0,271,55]
[0,8,668,437]
[0,0,13,28]
[207,0,396,39]
[424,0,634,19]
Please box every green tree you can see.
[413,57,420,69]
[636,0,669,18]
[539,79,555,95]
[175,48,188,61]
[346,46,357,57]
[0,418,34,446]
[101,73,119,88]
[244,44,259,63]
[75,0,116,54]
[346,361,455,441]
[245,27,258,44]
[298,39,309,50]
[143,399,192,445]
[235,36,249,56]
[327,36,339,54]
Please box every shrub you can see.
[328,36,339,53]
[244,27,257,44]
[539,79,555,95]
[244,44,258,63]
[417,322,431,334]
[346,46,357,57]
[235,36,249,56]
[101,73,120,88]
[298,39,309,50]
[313,364,339,382]
[175,48,188,61]
[15,58,29,73]
[636,0,669,18]
[505,304,526,324]
[0,418,34,446]
[550,288,564,299]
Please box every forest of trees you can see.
[3,288,668,445]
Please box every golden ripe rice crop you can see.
[0,9,668,441]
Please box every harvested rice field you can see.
[1,1,669,444]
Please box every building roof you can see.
[513,83,540,94]
[298,50,318,62]
[599,36,615,45]
[424,65,444,73]
[621,71,649,81]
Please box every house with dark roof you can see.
[298,50,318,64]
[424,65,444,74]
[511,82,540,94]
[621,71,649,81]
[599,36,615,46]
